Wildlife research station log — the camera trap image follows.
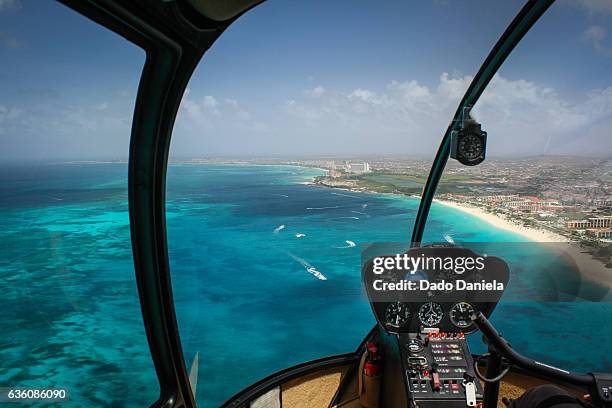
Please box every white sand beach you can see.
[435,199,612,289]
[434,199,568,242]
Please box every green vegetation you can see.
[316,171,496,195]
[356,177,416,194]
[363,173,427,186]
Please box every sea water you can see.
[0,163,610,407]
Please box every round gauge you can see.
[407,338,424,354]
[450,302,475,328]
[384,302,411,328]
[458,133,484,161]
[418,302,443,327]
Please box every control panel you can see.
[593,373,612,406]
[400,331,483,407]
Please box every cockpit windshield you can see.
[1,1,611,407]
[0,1,156,407]
[424,0,612,374]
[166,1,546,406]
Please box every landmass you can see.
[176,155,612,287]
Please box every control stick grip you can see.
[471,312,593,387]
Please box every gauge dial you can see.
[418,302,443,327]
[384,302,411,328]
[407,338,424,354]
[458,133,484,161]
[450,302,475,328]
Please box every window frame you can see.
[411,0,555,245]
[56,0,555,406]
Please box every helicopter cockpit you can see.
[2,0,612,408]
[359,243,612,408]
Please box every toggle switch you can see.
[432,372,441,391]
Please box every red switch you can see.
[432,372,441,391]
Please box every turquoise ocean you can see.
[1,163,610,407]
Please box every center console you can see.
[399,331,483,408]
[361,246,510,407]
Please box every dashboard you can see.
[361,246,509,407]
[374,300,497,334]
[362,245,509,334]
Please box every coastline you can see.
[312,176,568,243]
[312,178,611,289]
[428,199,612,290]
[433,199,568,243]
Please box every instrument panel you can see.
[362,246,510,334]
[376,300,495,334]
[400,331,484,406]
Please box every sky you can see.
[1,0,612,161]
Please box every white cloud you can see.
[224,98,239,108]
[202,95,218,109]
[3,70,610,160]
[0,90,135,160]
[280,73,612,156]
[348,88,379,103]
[436,72,471,101]
[105,74,612,158]
[0,104,23,122]
[390,80,430,100]
[224,98,250,120]
[474,74,612,155]
[583,25,612,57]
[181,92,221,119]
[574,0,612,15]
[305,86,326,97]
[173,92,266,157]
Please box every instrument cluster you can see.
[362,245,509,335]
[382,301,479,333]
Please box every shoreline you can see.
[313,177,569,243]
[157,163,612,290]
[433,199,568,243]
[435,199,611,289]
[313,180,612,289]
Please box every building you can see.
[478,195,519,203]
[329,169,343,178]
[504,198,561,213]
[588,229,612,239]
[345,162,371,174]
[567,216,612,230]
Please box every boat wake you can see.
[273,225,285,234]
[351,210,370,218]
[334,240,356,249]
[287,252,327,280]
[306,205,340,210]
[332,216,359,220]
[331,192,360,199]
